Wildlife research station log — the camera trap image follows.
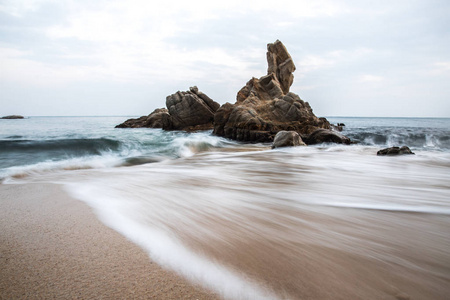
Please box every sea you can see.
[1,116,450,299]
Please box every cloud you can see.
[358,75,384,83]
[0,0,392,88]
[1,0,450,116]
[0,47,92,86]
[0,0,56,17]
[430,61,450,75]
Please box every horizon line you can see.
[5,115,449,119]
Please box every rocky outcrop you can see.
[1,115,24,119]
[272,131,306,149]
[165,86,220,130]
[115,108,171,128]
[116,86,220,131]
[377,146,415,156]
[303,129,351,145]
[213,40,337,143]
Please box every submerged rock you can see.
[331,123,345,132]
[272,131,306,149]
[377,146,415,156]
[1,115,24,119]
[116,86,220,131]
[303,129,351,145]
[213,40,337,143]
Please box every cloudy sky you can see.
[1,0,449,117]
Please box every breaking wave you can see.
[0,130,237,181]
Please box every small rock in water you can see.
[272,131,306,149]
[1,115,24,119]
[331,123,344,131]
[377,146,415,156]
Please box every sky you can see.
[1,0,449,117]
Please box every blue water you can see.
[0,116,236,178]
[1,116,450,299]
[1,116,449,179]
[327,117,450,150]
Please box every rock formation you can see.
[116,86,220,131]
[272,131,306,149]
[165,86,220,130]
[115,108,171,129]
[213,40,338,143]
[377,146,415,156]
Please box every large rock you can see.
[272,131,306,149]
[116,86,220,131]
[165,86,220,130]
[213,40,335,143]
[377,146,415,156]
[267,41,296,95]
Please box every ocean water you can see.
[1,116,450,299]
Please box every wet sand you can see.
[0,183,218,299]
[2,174,449,300]
[176,205,450,300]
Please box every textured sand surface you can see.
[0,183,219,299]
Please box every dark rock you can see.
[272,131,306,149]
[1,115,24,119]
[377,146,415,156]
[303,128,351,145]
[331,124,343,131]
[116,86,220,131]
[213,40,342,143]
[331,123,346,131]
[115,108,171,128]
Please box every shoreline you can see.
[1,144,449,300]
[0,183,219,299]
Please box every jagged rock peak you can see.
[266,40,296,94]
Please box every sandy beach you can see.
[0,183,218,299]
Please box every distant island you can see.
[1,115,24,119]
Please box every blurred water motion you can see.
[20,146,449,300]
[3,116,450,299]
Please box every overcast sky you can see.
[1,0,449,117]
